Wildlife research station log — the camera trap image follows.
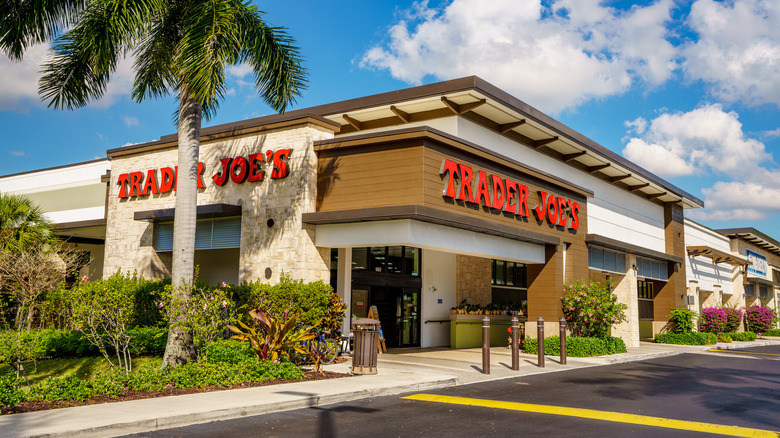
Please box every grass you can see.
[1,357,162,386]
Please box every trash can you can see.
[351,318,380,375]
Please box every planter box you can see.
[449,314,527,349]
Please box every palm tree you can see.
[36,0,306,366]
[0,193,56,252]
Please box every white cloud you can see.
[0,43,135,112]
[361,0,676,113]
[122,115,139,127]
[623,104,780,220]
[622,104,770,178]
[0,43,50,111]
[623,137,695,177]
[763,128,780,138]
[9,151,27,157]
[683,0,780,107]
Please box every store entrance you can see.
[351,285,420,348]
[369,286,420,348]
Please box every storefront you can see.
[2,77,712,348]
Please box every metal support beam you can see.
[390,105,410,123]
[629,183,650,192]
[588,163,611,174]
[610,174,632,182]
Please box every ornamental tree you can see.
[561,280,628,337]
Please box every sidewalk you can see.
[2,339,778,438]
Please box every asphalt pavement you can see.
[128,344,780,438]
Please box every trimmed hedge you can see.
[203,339,254,365]
[0,327,169,362]
[726,331,756,342]
[765,329,780,337]
[655,332,716,345]
[0,359,304,407]
[523,336,627,357]
[716,333,732,343]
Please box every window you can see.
[491,259,528,307]
[636,256,667,281]
[759,285,768,299]
[491,260,527,287]
[744,283,755,297]
[154,217,241,252]
[330,249,338,291]
[588,246,626,274]
[637,279,654,320]
[351,246,420,276]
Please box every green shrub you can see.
[766,329,780,337]
[0,374,24,407]
[726,331,756,341]
[127,327,167,356]
[37,328,97,357]
[561,280,628,337]
[240,273,339,328]
[716,333,732,343]
[522,336,627,357]
[0,329,46,365]
[668,309,697,333]
[203,339,254,365]
[8,360,305,407]
[131,279,169,328]
[655,332,716,345]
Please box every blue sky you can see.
[1,0,779,239]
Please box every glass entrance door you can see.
[368,286,420,348]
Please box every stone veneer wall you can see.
[103,123,334,283]
[455,254,491,305]
[589,253,639,348]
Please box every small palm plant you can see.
[228,309,315,363]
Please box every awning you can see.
[134,203,242,221]
[686,245,750,266]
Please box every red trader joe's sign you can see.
[439,159,580,231]
[116,149,291,198]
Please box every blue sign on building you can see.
[746,249,767,277]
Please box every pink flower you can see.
[81,276,89,283]
[210,296,215,301]
[221,301,227,308]
[221,282,228,287]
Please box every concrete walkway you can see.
[2,339,779,438]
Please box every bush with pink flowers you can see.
[561,280,628,337]
[744,305,774,334]
[699,307,727,334]
[723,308,743,333]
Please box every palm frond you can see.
[0,0,85,61]
[38,0,161,109]
[235,3,306,113]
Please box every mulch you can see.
[1,368,352,416]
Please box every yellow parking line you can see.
[402,394,780,438]
[708,349,780,357]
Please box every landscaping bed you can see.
[1,369,349,415]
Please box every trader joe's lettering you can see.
[116,149,291,198]
[439,158,580,231]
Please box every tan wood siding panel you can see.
[317,143,424,212]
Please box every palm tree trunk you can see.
[161,82,201,367]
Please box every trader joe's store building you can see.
[55,77,707,349]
